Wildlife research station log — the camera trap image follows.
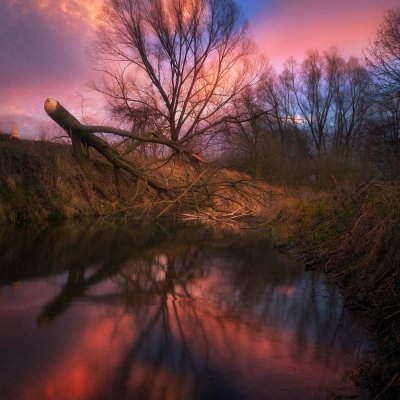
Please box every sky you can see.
[0,0,399,138]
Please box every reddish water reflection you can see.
[0,222,369,399]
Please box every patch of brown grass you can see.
[0,139,284,224]
[0,140,116,223]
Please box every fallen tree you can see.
[44,98,205,198]
[44,98,277,221]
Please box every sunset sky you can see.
[1,0,399,137]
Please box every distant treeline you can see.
[220,9,400,186]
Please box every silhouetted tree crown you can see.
[93,0,261,146]
[366,8,400,95]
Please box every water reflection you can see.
[0,221,368,400]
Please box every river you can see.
[0,220,371,399]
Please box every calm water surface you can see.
[0,221,370,400]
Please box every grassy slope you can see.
[0,139,115,224]
[265,183,400,399]
[0,138,276,224]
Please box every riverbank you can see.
[0,139,117,224]
[0,138,274,224]
[1,138,399,397]
[264,183,400,399]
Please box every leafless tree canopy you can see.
[366,8,400,95]
[366,9,400,176]
[279,49,371,156]
[44,4,400,193]
[223,49,373,183]
[42,2,272,217]
[92,0,261,149]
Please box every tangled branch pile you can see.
[44,98,277,222]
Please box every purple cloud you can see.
[0,0,99,137]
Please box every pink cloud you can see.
[0,1,103,137]
[251,0,400,68]
[5,0,102,28]
[2,0,399,137]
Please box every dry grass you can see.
[0,139,283,225]
[103,156,283,223]
[265,182,400,399]
[0,139,116,223]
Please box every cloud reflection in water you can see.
[0,222,369,399]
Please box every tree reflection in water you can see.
[0,221,369,400]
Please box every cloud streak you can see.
[0,0,102,136]
[251,0,400,67]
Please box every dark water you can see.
[0,221,370,400]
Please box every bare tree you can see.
[225,87,266,178]
[223,69,310,182]
[366,9,400,176]
[92,0,261,152]
[331,56,372,155]
[281,49,371,157]
[366,8,400,95]
[42,1,269,211]
[367,99,400,176]
[283,50,337,156]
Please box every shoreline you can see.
[1,139,399,398]
[263,184,400,399]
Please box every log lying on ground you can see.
[43,98,273,220]
[44,98,206,199]
[44,99,205,163]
